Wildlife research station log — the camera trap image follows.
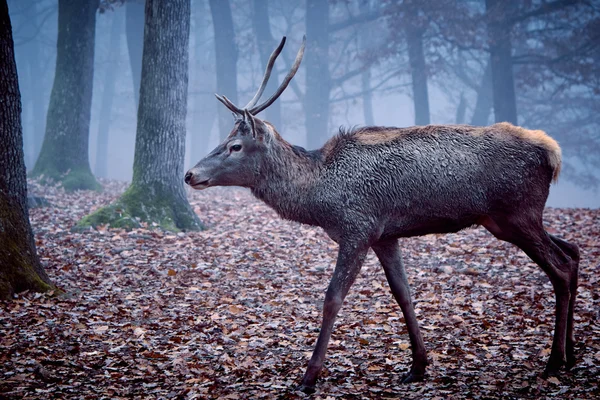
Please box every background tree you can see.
[77,0,203,232]
[31,0,100,191]
[209,0,238,140]
[0,0,55,299]
[125,0,144,110]
[305,0,330,148]
[252,0,281,128]
[95,8,124,178]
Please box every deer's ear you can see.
[244,111,271,142]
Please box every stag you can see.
[185,36,579,393]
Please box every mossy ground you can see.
[74,183,204,232]
[30,166,101,192]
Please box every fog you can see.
[9,0,600,208]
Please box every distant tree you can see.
[125,0,144,109]
[77,0,203,232]
[8,0,49,167]
[31,0,100,191]
[209,0,238,140]
[305,0,330,148]
[486,0,517,124]
[188,0,216,160]
[95,8,124,178]
[404,1,431,125]
[0,0,55,299]
[252,0,281,128]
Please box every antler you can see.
[214,35,306,117]
[244,37,287,110]
[249,35,305,115]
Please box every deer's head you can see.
[185,36,305,190]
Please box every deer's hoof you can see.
[543,357,566,378]
[400,371,425,384]
[297,383,316,394]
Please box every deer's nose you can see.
[184,171,193,185]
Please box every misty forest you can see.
[1,0,599,398]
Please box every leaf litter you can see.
[1,179,599,399]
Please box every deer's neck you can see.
[251,144,322,225]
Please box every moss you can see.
[30,166,101,192]
[74,182,204,232]
[0,217,58,300]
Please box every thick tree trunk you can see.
[486,0,518,124]
[406,26,430,125]
[126,0,144,110]
[209,0,238,140]
[0,0,54,299]
[31,0,100,191]
[471,58,493,126]
[252,0,281,128]
[305,0,330,149]
[77,0,203,232]
[95,9,123,178]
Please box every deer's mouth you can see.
[191,179,211,190]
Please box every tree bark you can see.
[209,0,238,140]
[486,0,518,124]
[406,25,430,125]
[305,0,330,149]
[77,0,203,232]
[0,0,54,299]
[252,0,281,129]
[95,9,123,178]
[470,58,493,126]
[126,0,144,110]
[31,0,100,191]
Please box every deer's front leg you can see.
[372,239,427,383]
[298,241,369,394]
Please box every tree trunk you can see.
[209,0,238,140]
[486,0,518,124]
[77,0,203,232]
[190,0,216,159]
[95,9,123,178]
[305,0,330,149]
[0,0,54,299]
[23,0,46,165]
[361,69,374,125]
[358,0,374,126]
[126,0,144,110]
[252,0,281,128]
[406,25,430,125]
[31,0,100,191]
[9,0,45,167]
[470,58,493,126]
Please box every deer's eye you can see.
[230,144,242,152]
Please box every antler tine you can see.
[249,35,306,116]
[244,37,287,110]
[215,94,244,115]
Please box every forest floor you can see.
[1,180,599,399]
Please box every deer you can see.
[184,36,580,394]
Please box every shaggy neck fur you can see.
[251,139,323,225]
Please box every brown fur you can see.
[493,122,562,182]
[323,123,562,183]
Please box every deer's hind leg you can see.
[481,215,578,376]
[372,239,427,383]
[549,234,580,369]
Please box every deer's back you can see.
[311,123,557,238]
